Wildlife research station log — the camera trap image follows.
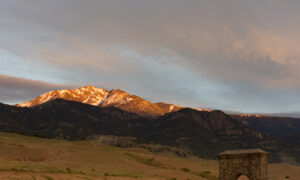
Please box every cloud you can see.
[1,0,300,112]
[2,1,300,86]
[0,74,78,104]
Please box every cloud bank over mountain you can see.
[0,74,77,104]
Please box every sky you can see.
[1,0,300,113]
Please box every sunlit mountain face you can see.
[15,85,188,118]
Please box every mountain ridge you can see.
[0,99,281,161]
[15,85,189,118]
[1,98,299,163]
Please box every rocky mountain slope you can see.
[230,114,300,163]
[231,114,300,137]
[277,132,300,163]
[1,99,147,139]
[141,108,283,161]
[16,85,185,118]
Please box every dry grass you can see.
[269,163,300,180]
[0,132,298,180]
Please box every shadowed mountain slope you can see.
[231,115,300,137]
[141,108,283,162]
[0,99,299,163]
[1,99,147,140]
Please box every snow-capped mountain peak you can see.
[16,85,208,117]
[16,85,110,108]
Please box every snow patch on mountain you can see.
[16,85,209,117]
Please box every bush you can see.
[181,168,190,172]
[66,168,72,173]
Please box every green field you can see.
[0,132,299,180]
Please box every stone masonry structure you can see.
[218,149,268,180]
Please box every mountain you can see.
[16,85,184,118]
[1,99,299,163]
[1,99,147,140]
[4,85,300,163]
[141,108,283,161]
[280,132,300,163]
[231,114,300,163]
[231,114,300,137]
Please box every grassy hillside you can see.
[0,132,299,180]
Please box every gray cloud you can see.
[1,0,300,112]
[2,0,300,87]
[0,74,78,104]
